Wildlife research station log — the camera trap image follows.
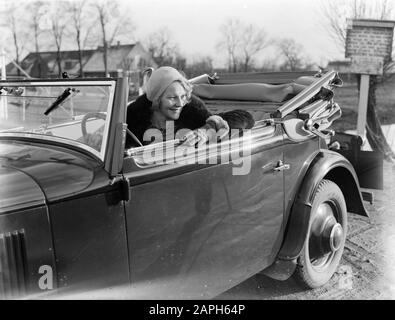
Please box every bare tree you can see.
[119,57,135,71]
[0,2,29,75]
[240,24,269,72]
[260,57,280,72]
[185,55,214,77]
[26,1,45,55]
[9,6,24,70]
[26,1,46,77]
[67,0,95,77]
[93,0,135,77]
[217,18,269,72]
[320,0,395,79]
[172,54,187,71]
[47,3,69,77]
[95,1,111,77]
[217,18,241,72]
[146,28,179,67]
[320,0,394,52]
[276,38,306,71]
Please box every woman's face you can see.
[158,81,188,120]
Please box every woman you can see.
[125,66,229,148]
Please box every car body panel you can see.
[330,131,384,190]
[123,124,285,298]
[0,206,55,297]
[48,190,130,294]
[0,165,45,214]
[0,139,100,203]
[0,137,130,297]
[278,149,368,261]
[282,134,321,225]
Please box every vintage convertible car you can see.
[0,70,374,299]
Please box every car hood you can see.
[0,165,46,214]
[0,140,99,205]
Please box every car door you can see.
[122,122,285,298]
[48,185,130,295]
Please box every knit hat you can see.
[145,66,188,102]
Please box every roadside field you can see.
[332,75,395,131]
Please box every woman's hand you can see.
[180,127,229,147]
[179,115,229,147]
[206,115,229,132]
[180,128,211,146]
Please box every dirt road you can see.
[218,161,395,300]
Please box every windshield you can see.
[0,80,116,160]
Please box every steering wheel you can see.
[81,112,107,140]
[81,112,143,148]
[126,127,143,147]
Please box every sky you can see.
[0,0,345,69]
[121,0,344,68]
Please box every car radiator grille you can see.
[0,230,27,299]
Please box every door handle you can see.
[274,160,290,172]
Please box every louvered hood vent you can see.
[0,229,28,299]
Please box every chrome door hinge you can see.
[110,175,130,202]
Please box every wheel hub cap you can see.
[328,223,343,252]
[310,202,344,261]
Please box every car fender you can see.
[278,149,368,261]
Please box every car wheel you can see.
[293,179,347,288]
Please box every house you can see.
[6,49,95,79]
[83,42,157,77]
[5,41,157,79]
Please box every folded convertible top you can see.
[191,75,317,103]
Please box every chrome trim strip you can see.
[126,125,277,169]
[0,229,27,298]
[0,81,114,87]
[277,70,337,118]
[298,99,330,118]
[100,83,115,160]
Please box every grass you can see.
[332,75,395,131]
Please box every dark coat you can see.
[126,93,211,147]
